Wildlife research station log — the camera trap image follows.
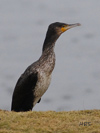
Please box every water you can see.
[0,0,100,111]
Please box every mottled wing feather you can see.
[11,72,38,112]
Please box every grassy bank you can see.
[0,109,100,133]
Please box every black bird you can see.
[11,22,80,112]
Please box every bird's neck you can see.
[38,34,60,75]
[42,34,60,52]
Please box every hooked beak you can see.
[67,23,81,29]
[61,23,81,32]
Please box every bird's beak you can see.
[61,23,81,32]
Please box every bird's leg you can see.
[37,98,41,103]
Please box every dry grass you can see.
[0,109,100,133]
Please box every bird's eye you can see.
[62,25,65,28]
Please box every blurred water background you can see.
[0,0,100,111]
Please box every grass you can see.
[0,109,100,133]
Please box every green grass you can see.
[0,109,100,133]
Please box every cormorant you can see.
[11,22,80,112]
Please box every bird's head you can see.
[48,22,81,36]
[43,22,81,51]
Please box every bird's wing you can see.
[11,71,38,112]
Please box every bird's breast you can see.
[33,72,51,100]
[32,51,55,106]
[34,52,55,96]
[40,52,55,75]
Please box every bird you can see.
[11,22,80,112]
